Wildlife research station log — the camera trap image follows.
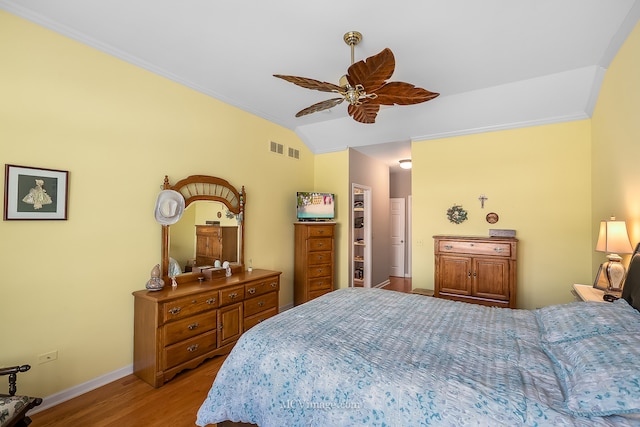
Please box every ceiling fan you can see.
[274,31,439,124]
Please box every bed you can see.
[196,255,640,426]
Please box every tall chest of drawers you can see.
[133,269,280,387]
[294,222,335,306]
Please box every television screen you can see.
[296,192,335,220]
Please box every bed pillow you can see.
[543,333,640,416]
[535,299,640,343]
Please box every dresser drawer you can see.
[306,225,334,238]
[309,289,331,300]
[307,237,332,252]
[438,240,512,257]
[219,285,245,307]
[162,291,219,323]
[163,330,217,370]
[308,265,332,279]
[163,311,216,346]
[308,251,332,265]
[244,291,278,317]
[244,307,278,330]
[244,276,280,298]
[309,277,332,291]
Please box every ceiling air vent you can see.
[269,141,284,155]
[288,147,300,160]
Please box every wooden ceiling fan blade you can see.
[372,82,440,106]
[346,48,395,93]
[274,74,342,93]
[347,102,380,124]
[295,98,345,117]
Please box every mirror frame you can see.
[161,174,245,284]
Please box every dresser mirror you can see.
[160,175,244,284]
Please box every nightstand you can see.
[572,284,607,302]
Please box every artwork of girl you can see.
[22,179,53,210]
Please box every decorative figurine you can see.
[146,264,165,291]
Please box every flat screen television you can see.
[296,192,335,221]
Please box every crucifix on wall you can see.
[478,194,488,209]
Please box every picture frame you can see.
[4,164,69,220]
[593,264,609,290]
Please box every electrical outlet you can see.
[38,350,58,364]
[416,239,424,247]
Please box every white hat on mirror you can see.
[154,190,185,225]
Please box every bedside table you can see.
[572,284,607,302]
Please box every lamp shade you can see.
[596,217,633,254]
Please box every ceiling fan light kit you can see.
[274,31,439,124]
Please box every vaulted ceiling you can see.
[2,0,640,169]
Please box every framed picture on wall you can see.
[4,164,69,220]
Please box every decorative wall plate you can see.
[446,204,468,224]
[486,212,499,224]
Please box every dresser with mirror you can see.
[132,174,281,387]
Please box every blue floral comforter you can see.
[196,287,640,426]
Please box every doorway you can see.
[389,197,405,277]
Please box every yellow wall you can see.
[0,11,312,397]
[314,151,349,289]
[592,20,640,265]
[412,121,593,309]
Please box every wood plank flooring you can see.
[30,278,412,426]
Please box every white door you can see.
[390,198,405,277]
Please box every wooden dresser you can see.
[294,222,335,306]
[132,269,280,387]
[433,235,517,308]
[194,225,239,266]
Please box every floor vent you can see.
[269,141,284,155]
[288,147,300,159]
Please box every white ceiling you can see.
[2,0,640,170]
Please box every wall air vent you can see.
[269,141,284,155]
[288,147,300,159]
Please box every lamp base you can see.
[603,254,626,293]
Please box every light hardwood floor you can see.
[30,279,412,426]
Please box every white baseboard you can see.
[31,364,133,414]
[374,279,391,289]
[279,302,293,312]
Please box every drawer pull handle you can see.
[258,301,265,307]
[188,322,199,330]
[187,344,199,352]
[444,245,453,250]
[206,298,216,304]
[191,300,197,304]
[168,307,181,315]
[494,247,503,252]
[270,282,277,288]
[248,288,256,294]
[229,292,238,299]
[467,272,471,278]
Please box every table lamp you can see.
[596,216,633,293]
